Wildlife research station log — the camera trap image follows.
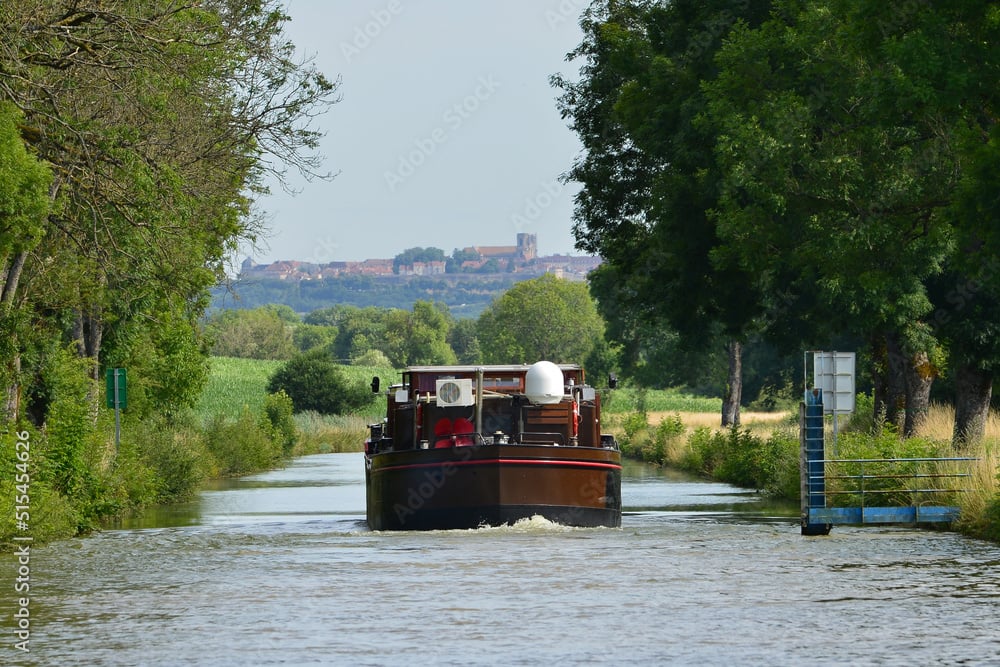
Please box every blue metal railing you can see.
[799,391,978,532]
[806,456,977,525]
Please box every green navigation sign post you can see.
[105,368,127,451]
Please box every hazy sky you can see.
[249,0,591,265]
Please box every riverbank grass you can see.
[955,443,1000,541]
[293,412,376,455]
[611,401,1000,542]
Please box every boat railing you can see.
[368,429,621,454]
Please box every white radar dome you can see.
[525,361,565,405]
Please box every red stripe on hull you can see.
[374,457,622,474]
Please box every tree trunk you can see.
[721,339,742,427]
[884,332,908,430]
[903,349,934,437]
[85,310,103,382]
[3,354,21,422]
[0,251,26,307]
[1,250,28,422]
[953,364,992,448]
[81,310,104,421]
[73,310,87,358]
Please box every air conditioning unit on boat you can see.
[436,378,474,407]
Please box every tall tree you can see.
[0,1,339,420]
[703,1,963,435]
[555,0,772,425]
[0,101,52,418]
[561,0,1000,440]
[706,0,1000,440]
[204,307,296,360]
[477,274,606,368]
[932,2,1000,444]
[448,317,482,364]
[383,301,457,367]
[326,306,387,363]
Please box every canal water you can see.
[3,453,1000,666]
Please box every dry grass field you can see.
[914,404,1000,442]
[648,403,1000,442]
[646,410,793,431]
[915,406,1000,530]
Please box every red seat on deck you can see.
[434,418,454,448]
[433,417,475,447]
[453,417,474,446]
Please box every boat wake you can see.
[476,515,581,533]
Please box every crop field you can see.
[194,356,284,421]
[602,386,723,414]
[194,356,400,454]
[195,356,398,423]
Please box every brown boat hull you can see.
[365,444,622,531]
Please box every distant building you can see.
[465,233,537,262]
[353,258,395,276]
[461,259,486,271]
[238,233,595,281]
[399,260,446,276]
[517,233,537,260]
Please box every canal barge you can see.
[364,361,622,530]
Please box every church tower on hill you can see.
[516,233,537,260]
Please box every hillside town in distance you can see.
[239,233,601,282]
